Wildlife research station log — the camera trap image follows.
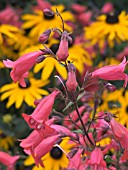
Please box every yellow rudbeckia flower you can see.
[0,24,19,44]
[85,11,128,48]
[24,138,74,170]
[105,89,128,128]
[21,5,74,39]
[1,77,49,109]
[0,130,14,150]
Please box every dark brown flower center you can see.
[0,133,6,138]
[126,105,128,114]
[106,13,119,24]
[43,13,55,20]
[50,146,63,159]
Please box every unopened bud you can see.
[67,62,76,72]
[68,36,73,44]
[36,55,46,63]
[34,98,44,106]
[52,116,61,123]
[66,63,78,92]
[104,116,111,123]
[101,2,113,14]
[40,49,51,55]
[67,148,78,158]
[106,83,116,92]
[56,31,69,61]
[38,29,51,43]
[43,8,54,17]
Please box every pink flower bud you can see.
[38,29,51,43]
[66,63,78,92]
[124,47,128,56]
[101,2,114,14]
[36,55,46,63]
[105,83,116,92]
[71,3,86,14]
[56,31,69,62]
[43,8,54,17]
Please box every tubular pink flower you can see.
[22,90,60,129]
[19,130,42,156]
[76,11,92,26]
[0,151,20,170]
[32,120,57,138]
[34,134,59,167]
[71,3,86,14]
[51,124,77,139]
[109,117,128,149]
[101,2,114,14]
[66,63,78,92]
[91,57,128,87]
[32,0,51,11]
[68,149,83,169]
[3,51,44,87]
[56,31,69,61]
[19,117,58,156]
[86,147,107,170]
[120,148,128,162]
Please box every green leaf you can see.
[105,155,114,163]
[72,129,84,134]
[62,101,73,112]
[77,91,85,101]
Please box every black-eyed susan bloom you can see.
[0,130,14,150]
[21,5,74,39]
[24,138,74,170]
[85,11,128,48]
[105,89,128,128]
[0,24,19,45]
[1,77,49,109]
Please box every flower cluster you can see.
[1,1,128,170]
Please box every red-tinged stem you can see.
[72,93,94,146]
[56,8,65,32]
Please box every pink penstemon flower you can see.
[101,2,114,14]
[32,0,51,11]
[71,3,86,14]
[3,50,44,87]
[86,147,108,170]
[22,89,61,129]
[56,31,70,62]
[19,130,42,157]
[91,57,128,87]
[106,115,128,149]
[66,63,78,92]
[0,5,22,27]
[68,148,83,169]
[104,113,128,162]
[51,124,77,139]
[19,117,59,156]
[33,134,59,167]
[0,151,20,170]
